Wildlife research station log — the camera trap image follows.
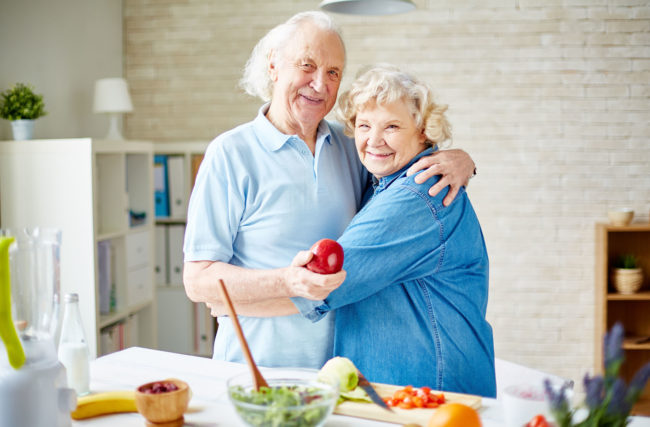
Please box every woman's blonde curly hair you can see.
[337,64,452,148]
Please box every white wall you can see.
[122,0,650,384]
[0,0,123,140]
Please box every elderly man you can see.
[183,11,476,369]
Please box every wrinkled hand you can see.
[406,149,475,206]
[284,250,346,300]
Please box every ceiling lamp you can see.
[319,0,416,15]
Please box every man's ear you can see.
[268,51,278,82]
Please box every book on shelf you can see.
[154,225,168,285]
[99,317,139,356]
[97,240,113,315]
[167,155,185,218]
[154,155,169,217]
[191,154,204,187]
[167,224,185,285]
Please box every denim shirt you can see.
[292,148,496,397]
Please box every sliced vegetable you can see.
[339,386,371,403]
[383,385,445,409]
[229,384,331,426]
[526,414,550,427]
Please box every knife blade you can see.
[357,371,394,412]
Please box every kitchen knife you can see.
[357,371,393,412]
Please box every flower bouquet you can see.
[545,323,650,427]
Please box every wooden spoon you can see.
[216,279,269,390]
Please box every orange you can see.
[427,402,482,427]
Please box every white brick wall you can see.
[125,0,650,384]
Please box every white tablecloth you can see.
[73,347,650,427]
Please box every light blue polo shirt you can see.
[183,104,368,369]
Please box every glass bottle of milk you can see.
[58,293,90,396]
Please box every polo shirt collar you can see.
[253,103,332,152]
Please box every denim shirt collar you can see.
[252,103,332,152]
[372,147,436,194]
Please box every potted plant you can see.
[0,83,47,140]
[545,323,650,427]
[611,254,643,295]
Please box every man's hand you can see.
[406,149,475,206]
[283,250,346,300]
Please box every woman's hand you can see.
[406,149,476,206]
[283,250,346,300]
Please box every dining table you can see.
[72,347,650,427]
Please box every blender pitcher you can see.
[0,228,76,427]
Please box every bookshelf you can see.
[595,223,650,415]
[153,141,215,357]
[0,138,156,358]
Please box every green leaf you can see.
[0,83,47,120]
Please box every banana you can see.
[71,390,138,420]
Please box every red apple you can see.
[305,238,344,274]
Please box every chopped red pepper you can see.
[383,385,445,409]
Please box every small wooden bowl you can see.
[135,378,190,426]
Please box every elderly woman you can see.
[291,64,496,397]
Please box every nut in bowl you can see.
[135,378,190,427]
[227,368,339,427]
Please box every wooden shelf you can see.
[595,223,650,410]
[607,291,650,301]
[598,222,650,232]
[623,336,650,350]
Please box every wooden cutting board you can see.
[333,383,482,425]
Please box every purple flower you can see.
[627,362,650,401]
[604,322,625,376]
[606,378,631,416]
[583,374,604,409]
[544,378,570,412]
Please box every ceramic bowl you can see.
[608,209,634,226]
[502,384,550,427]
[227,368,338,427]
[135,378,190,426]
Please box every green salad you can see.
[229,384,333,427]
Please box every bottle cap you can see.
[64,293,79,303]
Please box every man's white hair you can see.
[239,11,345,102]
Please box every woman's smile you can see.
[365,151,394,159]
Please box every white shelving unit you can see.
[0,138,156,358]
[153,141,215,357]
